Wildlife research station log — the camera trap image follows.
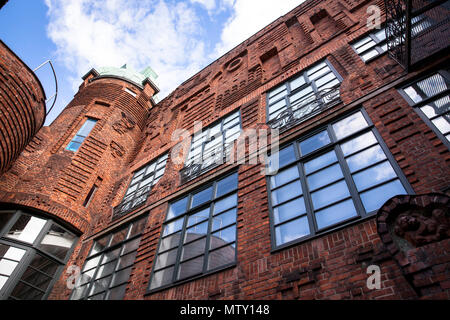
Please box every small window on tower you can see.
[124,88,137,97]
[66,118,97,152]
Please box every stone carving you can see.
[110,141,125,158]
[112,112,135,134]
[394,208,449,247]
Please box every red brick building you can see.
[0,0,449,300]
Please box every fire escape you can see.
[385,0,450,71]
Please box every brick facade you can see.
[0,0,449,300]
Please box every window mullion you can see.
[334,143,367,218]
[202,200,215,274]
[294,142,317,237]
[173,212,189,283]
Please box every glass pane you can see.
[432,117,450,134]
[0,244,26,262]
[109,227,129,247]
[121,237,141,255]
[216,173,238,198]
[307,164,344,190]
[10,281,45,300]
[0,211,14,230]
[273,197,306,225]
[353,36,372,50]
[95,261,117,279]
[111,267,132,287]
[38,224,76,260]
[90,276,112,295]
[150,266,174,289]
[128,217,147,238]
[268,144,296,172]
[353,161,397,191]
[268,89,288,104]
[304,150,338,174]
[187,208,210,227]
[332,112,369,140]
[275,216,310,246]
[311,180,351,210]
[163,217,184,236]
[5,214,47,243]
[88,292,105,300]
[271,180,302,206]
[362,49,380,61]
[159,232,181,252]
[299,131,331,155]
[78,269,95,286]
[0,275,7,291]
[191,187,213,208]
[315,72,337,88]
[78,119,97,136]
[404,86,423,103]
[213,194,237,215]
[417,73,448,98]
[116,251,137,270]
[374,29,386,41]
[308,63,329,80]
[70,283,89,300]
[360,180,406,213]
[341,131,378,156]
[289,85,314,103]
[210,225,236,250]
[89,234,111,256]
[208,245,235,270]
[82,256,101,272]
[290,75,306,91]
[178,256,204,280]
[182,238,206,261]
[19,267,52,291]
[346,145,386,172]
[107,283,127,300]
[155,248,178,270]
[0,259,19,276]
[212,209,237,231]
[268,85,287,98]
[270,165,299,189]
[29,254,59,277]
[184,222,208,243]
[268,99,287,114]
[315,199,358,229]
[167,197,189,220]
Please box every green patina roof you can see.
[96,64,158,88]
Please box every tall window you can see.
[149,172,238,291]
[351,28,387,62]
[400,70,449,148]
[266,110,412,249]
[114,154,168,218]
[0,210,77,300]
[70,216,147,300]
[181,111,241,182]
[266,60,342,126]
[66,118,97,152]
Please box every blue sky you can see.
[0,0,303,125]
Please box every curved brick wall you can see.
[0,40,46,175]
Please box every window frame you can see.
[69,215,147,300]
[266,108,414,251]
[0,210,78,300]
[184,110,242,168]
[147,171,239,294]
[398,69,450,150]
[66,117,98,152]
[265,59,343,123]
[114,153,168,218]
[350,27,388,63]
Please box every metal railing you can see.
[33,60,58,117]
[385,0,450,70]
[267,85,341,132]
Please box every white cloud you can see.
[45,0,208,99]
[212,0,304,58]
[44,0,304,103]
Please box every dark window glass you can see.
[149,173,238,291]
[0,210,78,300]
[351,28,387,62]
[267,111,410,248]
[400,71,450,147]
[70,216,147,300]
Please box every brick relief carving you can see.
[110,141,125,158]
[377,193,450,298]
[112,111,136,134]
